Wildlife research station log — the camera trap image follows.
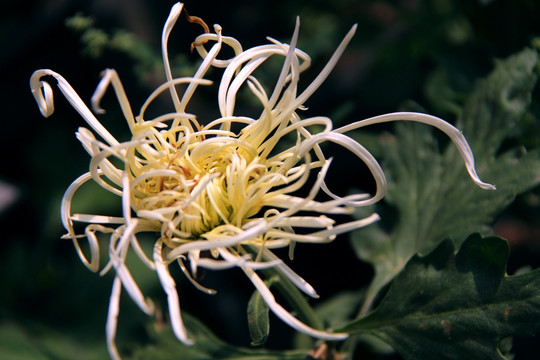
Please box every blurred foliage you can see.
[351,47,540,314]
[127,313,308,360]
[0,321,108,360]
[64,13,199,84]
[1,0,540,359]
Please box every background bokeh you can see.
[1,0,540,358]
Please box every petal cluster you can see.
[30,2,494,359]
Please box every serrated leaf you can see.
[247,289,270,346]
[301,290,395,355]
[340,234,540,360]
[351,48,540,311]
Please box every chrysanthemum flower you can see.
[30,3,494,359]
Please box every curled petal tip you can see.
[181,337,194,346]
[329,332,349,340]
[30,71,55,118]
[170,2,184,15]
[478,181,496,191]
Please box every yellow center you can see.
[129,128,270,242]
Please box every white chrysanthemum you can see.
[30,3,494,359]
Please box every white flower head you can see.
[30,3,494,359]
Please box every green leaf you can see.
[351,47,540,312]
[297,290,395,355]
[247,289,270,346]
[0,322,49,360]
[339,234,540,360]
[128,312,307,360]
[313,290,364,330]
[293,289,367,349]
[0,321,108,360]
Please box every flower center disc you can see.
[130,136,269,242]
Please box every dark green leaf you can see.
[247,289,270,346]
[340,234,540,360]
[128,312,307,360]
[351,48,540,312]
[313,290,364,330]
[0,321,108,360]
[294,290,368,351]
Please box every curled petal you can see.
[91,69,136,130]
[335,112,496,190]
[178,256,217,295]
[30,69,120,146]
[167,219,268,259]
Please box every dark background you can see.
[1,0,540,358]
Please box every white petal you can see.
[109,224,154,315]
[166,219,268,259]
[261,249,319,298]
[216,248,281,270]
[106,276,122,360]
[243,267,348,340]
[71,214,125,224]
[154,239,193,344]
[91,69,136,130]
[30,69,120,146]
[278,24,357,118]
[335,112,496,190]
[161,2,185,113]
[272,215,335,228]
